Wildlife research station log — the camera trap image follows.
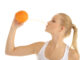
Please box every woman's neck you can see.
[50,34,66,48]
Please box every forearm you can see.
[5,22,17,53]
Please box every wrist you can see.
[11,22,17,30]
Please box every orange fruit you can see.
[15,10,28,23]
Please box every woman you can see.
[5,13,79,60]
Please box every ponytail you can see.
[71,24,78,53]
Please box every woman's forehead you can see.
[52,15,61,20]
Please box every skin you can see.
[5,15,79,60]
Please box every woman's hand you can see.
[11,18,24,29]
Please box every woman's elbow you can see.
[5,50,15,56]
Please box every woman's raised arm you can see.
[5,19,45,56]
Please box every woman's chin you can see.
[45,29,49,33]
[45,28,47,32]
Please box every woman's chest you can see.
[44,44,66,60]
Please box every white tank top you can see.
[37,41,69,60]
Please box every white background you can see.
[0,0,80,60]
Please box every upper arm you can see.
[6,42,45,56]
[69,48,79,60]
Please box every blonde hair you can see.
[57,13,78,53]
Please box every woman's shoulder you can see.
[68,47,79,60]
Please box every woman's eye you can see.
[52,20,56,23]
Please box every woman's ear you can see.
[59,26,65,32]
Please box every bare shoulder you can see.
[31,41,45,46]
[31,41,45,54]
[68,47,79,60]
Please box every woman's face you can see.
[45,15,62,34]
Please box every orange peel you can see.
[15,10,28,23]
